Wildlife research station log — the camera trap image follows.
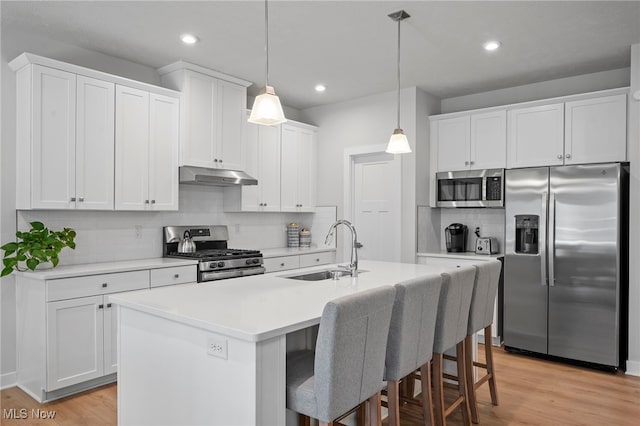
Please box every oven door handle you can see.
[200,266,265,282]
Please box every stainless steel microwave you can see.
[436,169,504,208]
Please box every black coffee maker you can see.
[445,223,467,252]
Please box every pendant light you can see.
[386,10,411,154]
[248,0,287,126]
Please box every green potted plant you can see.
[1,221,76,277]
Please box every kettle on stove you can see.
[178,230,196,253]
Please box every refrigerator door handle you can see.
[548,192,556,286]
[540,192,548,286]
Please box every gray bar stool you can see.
[464,260,502,423]
[383,275,443,426]
[432,266,476,426]
[286,286,396,426]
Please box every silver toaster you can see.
[475,237,499,255]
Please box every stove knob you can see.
[210,262,217,269]
[252,258,261,264]
[246,259,253,265]
[218,262,225,268]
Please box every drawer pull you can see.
[102,283,108,288]
[280,263,285,267]
[107,303,112,308]
[98,304,104,309]
[174,274,180,278]
[316,258,320,262]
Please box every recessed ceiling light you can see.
[483,40,501,51]
[181,34,199,45]
[315,84,326,93]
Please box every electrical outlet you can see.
[206,335,228,359]
[134,225,142,239]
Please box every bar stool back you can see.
[465,260,503,423]
[286,286,396,426]
[432,266,476,426]
[384,275,443,426]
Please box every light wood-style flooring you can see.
[2,346,640,425]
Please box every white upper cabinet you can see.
[433,115,470,172]
[115,86,179,211]
[159,63,251,171]
[564,93,627,164]
[432,110,506,172]
[507,103,565,168]
[281,122,317,212]
[225,117,317,213]
[76,76,115,210]
[471,110,507,169]
[10,53,180,211]
[231,112,281,212]
[507,90,627,168]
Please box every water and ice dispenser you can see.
[515,215,539,254]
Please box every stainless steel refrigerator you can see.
[504,163,628,370]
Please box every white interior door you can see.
[352,152,401,262]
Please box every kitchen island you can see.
[110,259,484,426]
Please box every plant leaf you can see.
[1,266,13,277]
[1,242,18,252]
[30,221,45,231]
[3,258,17,268]
[26,258,39,270]
[51,256,59,267]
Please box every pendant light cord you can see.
[264,0,270,87]
[396,17,401,129]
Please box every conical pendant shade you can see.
[386,128,411,154]
[248,86,287,126]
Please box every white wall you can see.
[442,67,630,113]
[0,25,307,386]
[626,44,640,376]
[300,87,440,263]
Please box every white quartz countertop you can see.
[416,251,504,260]
[260,246,336,258]
[110,260,473,343]
[17,258,198,280]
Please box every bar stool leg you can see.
[432,353,445,426]
[464,335,480,424]
[387,381,401,426]
[368,391,382,426]
[484,325,499,406]
[456,341,472,426]
[420,361,435,426]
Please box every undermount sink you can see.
[284,269,367,281]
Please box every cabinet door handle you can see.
[214,158,219,163]
[70,197,76,202]
[151,199,156,204]
[107,303,112,308]
[145,200,150,204]
[98,304,104,309]
[557,154,563,160]
[219,159,223,163]
[565,153,572,159]
[264,203,267,207]
[464,161,469,166]
[470,161,475,165]
[102,283,108,288]
[174,274,179,278]
[78,197,84,202]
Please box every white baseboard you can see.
[1,371,17,390]
[625,360,640,377]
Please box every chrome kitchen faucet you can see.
[324,220,360,277]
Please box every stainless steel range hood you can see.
[179,166,258,186]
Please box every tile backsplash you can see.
[439,208,505,253]
[16,185,325,265]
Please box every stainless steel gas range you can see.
[163,225,265,282]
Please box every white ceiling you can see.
[2,1,640,110]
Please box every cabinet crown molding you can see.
[157,60,252,88]
[9,52,180,98]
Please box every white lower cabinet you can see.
[16,264,195,402]
[263,251,336,273]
